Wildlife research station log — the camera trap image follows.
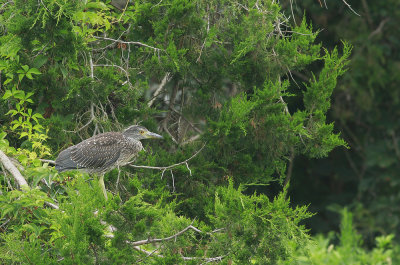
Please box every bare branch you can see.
[368,18,389,40]
[129,144,206,174]
[0,150,28,188]
[105,219,226,262]
[128,223,214,246]
[93,64,131,87]
[40,159,55,165]
[169,107,203,134]
[133,246,225,263]
[64,102,95,134]
[181,134,201,146]
[44,201,59,210]
[0,151,59,209]
[341,0,360,16]
[94,36,163,52]
[289,0,296,25]
[148,72,171,107]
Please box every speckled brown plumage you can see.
[55,125,162,174]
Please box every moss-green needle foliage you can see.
[0,0,380,263]
[279,208,395,265]
[1,176,312,264]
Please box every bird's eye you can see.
[140,130,145,134]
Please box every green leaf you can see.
[59,64,68,79]
[13,90,25,100]
[32,113,44,120]
[19,132,29,138]
[21,65,29,72]
[33,55,48,69]
[2,90,12,99]
[25,72,33,79]
[28,67,41,75]
[5,109,17,116]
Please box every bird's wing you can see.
[69,133,122,170]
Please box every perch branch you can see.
[128,143,206,177]
[0,150,28,188]
[0,150,59,209]
[40,159,55,165]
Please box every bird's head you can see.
[123,125,163,140]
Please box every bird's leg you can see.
[99,174,108,200]
[115,166,121,191]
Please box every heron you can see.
[55,125,163,199]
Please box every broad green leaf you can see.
[25,72,33,79]
[21,65,29,72]
[4,78,13,85]
[32,113,44,120]
[33,55,48,69]
[13,90,25,100]
[2,89,12,99]
[5,109,17,116]
[27,67,41,75]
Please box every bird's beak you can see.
[145,131,163,139]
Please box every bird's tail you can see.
[99,175,108,200]
[55,148,82,172]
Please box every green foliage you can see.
[279,208,394,265]
[0,175,312,264]
[0,0,385,263]
[209,181,313,264]
[286,0,400,246]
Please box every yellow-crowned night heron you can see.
[55,125,163,199]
